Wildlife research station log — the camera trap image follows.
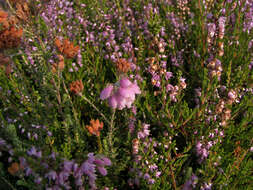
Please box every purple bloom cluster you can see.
[100,77,141,110]
[195,130,225,163]
[182,174,198,190]
[207,58,222,80]
[196,141,210,163]
[17,152,111,189]
[129,124,163,186]
[27,146,42,158]
[243,1,253,33]
[137,124,150,140]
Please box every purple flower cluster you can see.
[195,130,225,163]
[17,151,111,189]
[207,58,222,80]
[129,124,163,187]
[243,1,253,33]
[39,0,80,39]
[100,77,141,110]
[74,153,111,189]
[27,146,42,158]
[137,124,150,140]
[182,174,198,190]
[195,141,210,163]
[218,17,226,39]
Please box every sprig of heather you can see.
[13,149,111,189]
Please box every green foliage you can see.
[0,0,252,189]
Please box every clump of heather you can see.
[0,0,252,189]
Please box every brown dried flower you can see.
[132,138,139,155]
[51,54,64,73]
[15,2,30,21]
[0,53,10,65]
[233,141,241,158]
[115,58,131,73]
[69,80,84,94]
[55,37,79,58]
[0,53,12,75]
[0,26,23,49]
[86,119,103,137]
[0,10,9,29]
[8,162,20,175]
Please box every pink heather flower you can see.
[228,90,236,100]
[100,84,114,100]
[166,84,174,92]
[100,77,141,110]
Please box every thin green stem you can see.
[108,109,116,150]
[62,80,79,124]
[79,93,110,125]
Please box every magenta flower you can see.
[100,77,141,110]
[100,84,114,100]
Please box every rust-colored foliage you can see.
[0,10,9,29]
[0,26,23,49]
[115,58,131,73]
[69,80,84,95]
[55,37,79,58]
[15,2,30,21]
[8,162,21,175]
[0,10,22,49]
[86,119,104,137]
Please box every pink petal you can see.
[114,93,126,110]
[125,99,133,108]
[97,166,107,176]
[118,87,132,98]
[108,95,117,109]
[100,85,113,100]
[131,83,141,94]
[102,157,111,166]
[120,78,132,88]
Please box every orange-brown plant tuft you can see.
[15,2,30,22]
[115,58,131,73]
[0,9,22,49]
[69,80,84,95]
[55,37,79,58]
[0,10,9,29]
[0,26,23,49]
[8,162,21,176]
[86,119,104,137]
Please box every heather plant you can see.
[0,0,252,190]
